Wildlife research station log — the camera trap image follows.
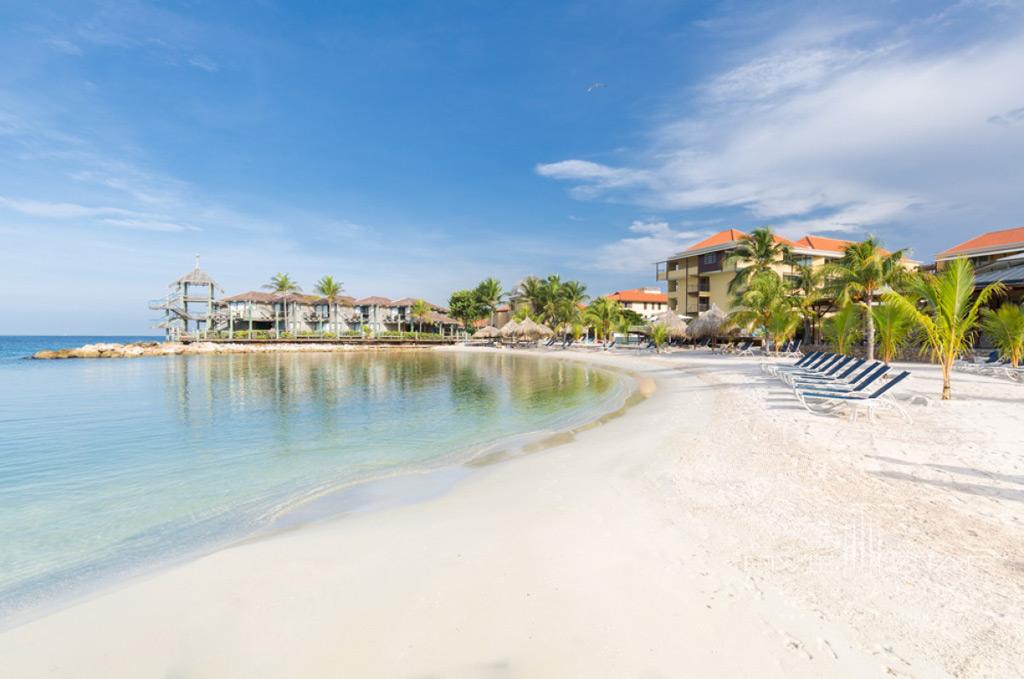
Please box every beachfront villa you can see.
[655,230,863,317]
[604,288,669,320]
[152,262,459,340]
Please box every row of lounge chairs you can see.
[715,339,803,357]
[762,350,913,422]
[954,350,1024,382]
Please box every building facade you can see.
[656,230,862,317]
[937,226,1024,302]
[604,288,669,320]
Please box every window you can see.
[702,253,717,265]
[698,298,710,312]
[698,277,710,292]
[792,255,813,268]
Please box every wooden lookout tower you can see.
[151,256,222,340]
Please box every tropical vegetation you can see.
[826,237,908,362]
[314,275,344,335]
[723,227,792,293]
[979,302,1024,368]
[884,257,1005,400]
[728,271,800,352]
[263,273,302,335]
[871,301,915,363]
[823,304,862,355]
[583,297,621,341]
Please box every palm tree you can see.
[884,258,1005,400]
[314,275,344,336]
[263,273,301,336]
[650,324,670,352]
[516,276,547,319]
[410,299,431,336]
[980,302,1024,367]
[871,302,915,363]
[729,271,796,351]
[789,263,830,344]
[823,304,862,354]
[723,227,791,294]
[474,278,505,319]
[584,297,621,342]
[826,237,908,362]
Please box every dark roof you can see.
[355,296,391,306]
[221,291,277,303]
[313,295,356,306]
[974,261,1024,287]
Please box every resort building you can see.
[938,226,1024,302]
[604,288,668,320]
[656,230,858,317]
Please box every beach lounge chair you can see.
[781,355,854,385]
[770,351,834,378]
[790,361,884,392]
[778,353,846,383]
[783,340,803,358]
[760,350,821,375]
[795,371,912,422]
[790,358,868,386]
[957,350,998,373]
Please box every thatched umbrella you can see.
[499,320,521,339]
[651,310,688,339]
[690,304,728,343]
[516,317,548,340]
[474,325,499,339]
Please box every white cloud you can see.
[539,13,1024,257]
[45,37,83,56]
[591,220,706,273]
[188,55,218,72]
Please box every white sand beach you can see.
[2,347,1021,678]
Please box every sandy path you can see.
[2,348,1019,677]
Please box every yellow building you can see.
[655,230,861,317]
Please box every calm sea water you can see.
[0,341,627,621]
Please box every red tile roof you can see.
[684,228,794,252]
[937,226,1024,258]
[355,296,392,306]
[793,235,853,252]
[606,288,668,304]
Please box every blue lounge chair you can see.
[795,371,912,422]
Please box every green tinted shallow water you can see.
[0,350,627,619]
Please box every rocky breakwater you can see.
[32,342,422,359]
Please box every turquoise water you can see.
[0,347,627,620]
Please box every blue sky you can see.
[1,0,1023,333]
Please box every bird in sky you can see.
[586,82,607,92]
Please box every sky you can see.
[1,0,1023,334]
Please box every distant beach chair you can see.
[780,354,850,384]
[794,371,912,422]
[783,340,802,358]
[762,350,821,376]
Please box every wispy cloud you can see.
[540,6,1024,254]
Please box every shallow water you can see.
[0,349,627,620]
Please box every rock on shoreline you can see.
[32,342,428,359]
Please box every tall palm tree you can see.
[980,302,1024,367]
[314,275,344,336]
[826,237,908,362]
[723,227,791,294]
[516,276,547,318]
[584,297,621,342]
[410,299,431,336]
[789,263,829,344]
[884,257,1005,400]
[263,273,301,336]
[474,278,505,318]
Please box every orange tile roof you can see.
[793,235,853,252]
[684,228,794,252]
[938,226,1024,258]
[606,288,668,304]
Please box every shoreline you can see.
[1,347,1020,677]
[0,348,639,632]
[30,339,463,360]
